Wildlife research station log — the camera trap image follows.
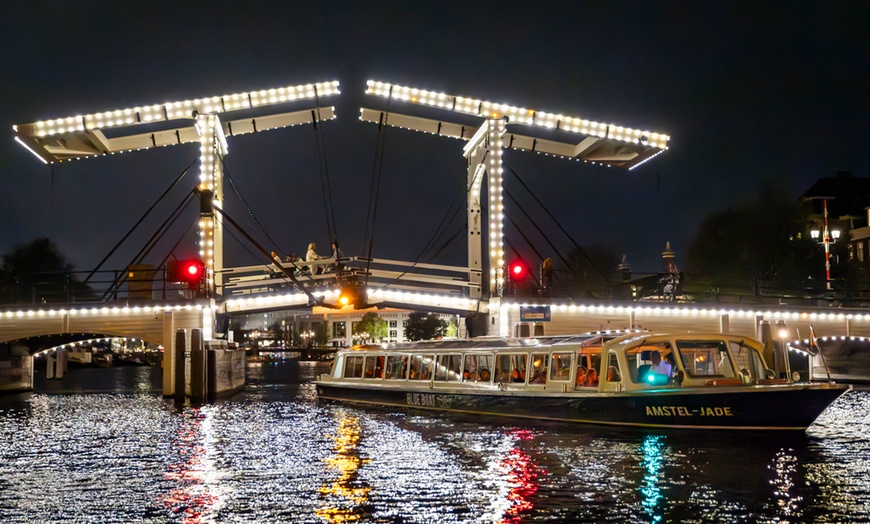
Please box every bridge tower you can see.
[361,81,669,334]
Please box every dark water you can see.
[1,361,869,523]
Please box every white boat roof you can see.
[347,330,646,353]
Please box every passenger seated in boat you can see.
[649,351,672,378]
[585,368,598,387]
[576,366,587,386]
[607,366,621,382]
[463,369,470,380]
[468,371,477,381]
[479,369,490,382]
[530,369,546,384]
[511,369,524,383]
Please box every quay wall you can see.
[0,356,33,393]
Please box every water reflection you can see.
[640,435,666,523]
[770,448,801,518]
[493,428,544,523]
[316,410,372,522]
[161,408,219,523]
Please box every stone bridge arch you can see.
[1,302,213,394]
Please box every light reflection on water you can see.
[0,362,868,523]
[640,435,665,523]
[316,411,372,522]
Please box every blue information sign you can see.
[519,306,551,322]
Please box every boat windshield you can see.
[728,340,767,379]
[675,340,735,378]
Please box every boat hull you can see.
[316,382,850,430]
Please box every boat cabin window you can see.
[529,353,549,384]
[435,354,462,382]
[463,354,493,383]
[605,353,622,382]
[495,353,528,383]
[409,354,433,380]
[363,355,384,379]
[728,341,767,379]
[676,340,735,378]
[343,355,364,379]
[576,349,602,387]
[549,352,573,382]
[385,355,408,380]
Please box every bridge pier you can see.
[45,349,67,379]
[171,328,244,404]
[190,329,206,404]
[173,330,186,403]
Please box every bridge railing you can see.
[514,268,870,307]
[219,256,480,298]
[0,267,201,306]
[11,263,869,310]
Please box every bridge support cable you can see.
[312,89,339,245]
[503,189,571,266]
[222,222,278,270]
[100,190,198,300]
[373,196,467,292]
[401,186,466,267]
[128,191,198,267]
[203,192,320,306]
[418,187,467,261]
[504,190,600,297]
[219,158,286,256]
[84,157,197,283]
[102,219,200,301]
[503,216,576,296]
[361,88,397,281]
[358,108,467,292]
[504,161,605,282]
[426,227,466,264]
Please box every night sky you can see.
[2,2,868,279]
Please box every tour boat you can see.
[316,331,851,431]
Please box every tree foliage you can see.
[0,238,93,304]
[313,322,331,347]
[684,181,817,287]
[404,311,447,341]
[353,312,387,342]
[563,244,620,298]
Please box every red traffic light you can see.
[176,259,205,288]
[509,261,527,280]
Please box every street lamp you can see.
[809,199,841,290]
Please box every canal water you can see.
[1,361,869,523]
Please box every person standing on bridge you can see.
[307,242,325,275]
